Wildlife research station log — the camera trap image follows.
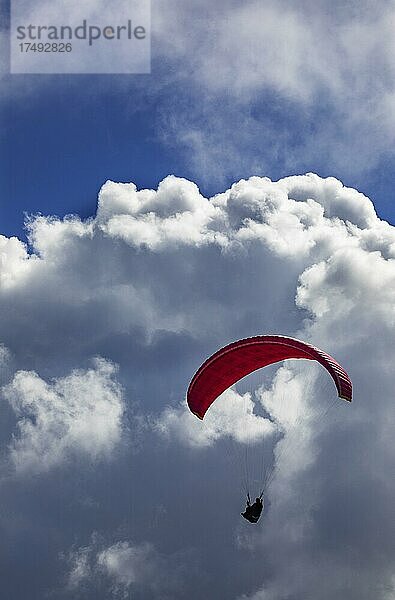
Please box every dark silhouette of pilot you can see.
[241,494,263,523]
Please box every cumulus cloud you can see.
[0,172,384,379]
[66,537,188,598]
[0,235,37,289]
[1,173,395,599]
[155,388,276,448]
[2,358,124,474]
[96,176,227,250]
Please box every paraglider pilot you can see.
[241,493,264,523]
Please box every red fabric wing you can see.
[187,335,352,419]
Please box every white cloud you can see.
[155,388,276,448]
[297,245,395,326]
[66,538,187,598]
[67,545,92,589]
[0,235,38,290]
[2,358,124,474]
[188,1,395,110]
[3,0,395,181]
[0,172,378,357]
[97,176,226,251]
[152,1,395,179]
[1,173,395,598]
[97,541,156,588]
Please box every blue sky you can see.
[2,0,395,240]
[2,77,395,240]
[2,1,395,599]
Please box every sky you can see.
[1,1,395,599]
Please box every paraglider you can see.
[187,335,352,523]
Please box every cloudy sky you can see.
[1,1,395,599]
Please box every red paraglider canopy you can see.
[187,335,352,420]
